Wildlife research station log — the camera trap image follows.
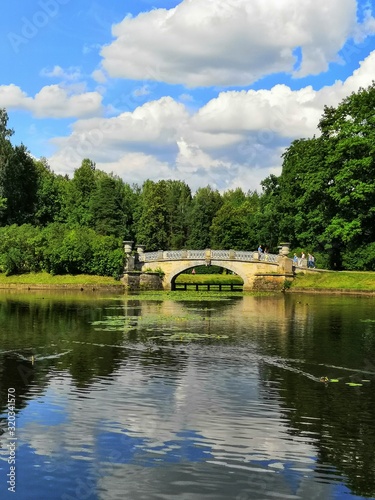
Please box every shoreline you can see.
[0,283,124,291]
[287,287,375,296]
[0,284,373,296]
[0,270,375,295]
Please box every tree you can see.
[255,174,283,250]
[135,180,169,251]
[63,158,97,227]
[164,180,192,249]
[187,186,223,249]
[0,109,13,222]
[0,144,38,225]
[0,108,13,140]
[318,84,375,258]
[210,188,259,250]
[90,174,129,237]
[34,158,66,226]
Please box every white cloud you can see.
[83,42,102,55]
[354,2,375,41]
[132,85,151,97]
[0,84,103,118]
[178,93,194,103]
[100,0,367,87]
[47,50,375,191]
[40,65,82,81]
[92,69,107,84]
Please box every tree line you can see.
[0,82,374,276]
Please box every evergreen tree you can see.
[164,180,192,249]
[90,175,129,237]
[187,186,223,249]
[63,158,97,227]
[0,143,38,225]
[135,180,169,251]
[34,158,66,226]
[211,189,260,250]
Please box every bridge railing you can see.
[140,249,281,264]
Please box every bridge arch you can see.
[169,262,246,290]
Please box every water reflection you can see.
[0,291,374,499]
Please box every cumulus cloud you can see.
[100,0,367,87]
[40,65,83,81]
[0,84,103,118]
[47,50,375,191]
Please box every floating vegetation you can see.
[318,377,372,386]
[360,319,375,323]
[124,291,239,301]
[90,315,139,331]
[148,332,229,343]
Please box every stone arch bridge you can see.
[133,248,294,291]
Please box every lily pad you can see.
[148,332,229,342]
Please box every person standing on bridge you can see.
[258,245,263,260]
[308,253,315,268]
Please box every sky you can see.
[1,0,375,192]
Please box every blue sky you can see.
[1,0,374,191]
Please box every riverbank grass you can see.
[292,271,375,291]
[175,274,243,284]
[0,272,121,286]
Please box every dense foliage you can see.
[0,83,374,274]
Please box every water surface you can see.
[0,291,374,499]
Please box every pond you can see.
[0,290,375,499]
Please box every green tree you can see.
[0,110,38,225]
[135,180,169,251]
[255,174,283,250]
[318,84,375,259]
[90,174,129,237]
[211,188,259,250]
[63,158,97,227]
[187,186,223,249]
[164,180,192,248]
[0,144,38,225]
[34,158,66,225]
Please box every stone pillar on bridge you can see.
[123,241,134,271]
[277,242,293,275]
[205,248,212,266]
[135,245,146,271]
[278,255,293,275]
[278,242,290,256]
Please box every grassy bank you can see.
[1,270,375,293]
[0,272,122,288]
[291,271,375,292]
[175,274,243,284]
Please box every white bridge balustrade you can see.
[140,249,280,264]
[133,247,295,291]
